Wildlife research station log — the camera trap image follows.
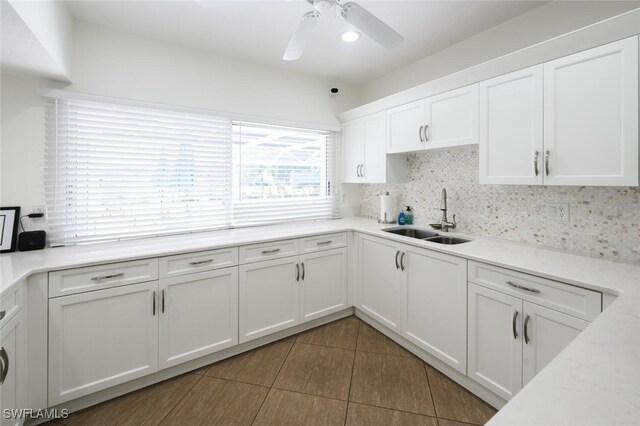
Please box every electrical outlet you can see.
[546,202,570,222]
[33,205,47,218]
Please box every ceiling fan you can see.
[284,0,403,61]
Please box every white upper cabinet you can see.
[341,112,406,184]
[424,84,479,150]
[386,100,425,153]
[480,36,639,186]
[387,84,479,154]
[543,36,638,186]
[479,65,544,185]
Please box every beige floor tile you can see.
[273,343,355,400]
[253,388,347,426]
[204,339,293,386]
[296,316,360,350]
[426,365,497,425]
[437,419,483,426]
[346,402,439,426]
[350,351,435,416]
[63,373,200,426]
[161,376,268,426]
[357,322,414,357]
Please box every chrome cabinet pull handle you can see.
[162,289,165,314]
[0,347,8,384]
[301,262,305,280]
[189,259,214,266]
[262,249,281,255]
[0,310,5,321]
[400,252,406,271]
[505,281,541,294]
[295,263,300,282]
[419,126,424,142]
[545,150,550,176]
[360,164,365,177]
[424,124,430,142]
[524,315,531,344]
[91,272,125,281]
[316,240,332,246]
[512,311,519,340]
[152,291,156,316]
[534,151,539,176]
[395,251,400,270]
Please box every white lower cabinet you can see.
[402,247,467,374]
[239,248,348,343]
[300,248,348,323]
[521,301,588,385]
[159,268,238,369]
[49,282,159,405]
[239,257,300,343]
[1,311,25,426]
[357,234,403,332]
[468,283,590,401]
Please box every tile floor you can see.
[47,316,497,426]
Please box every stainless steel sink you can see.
[424,236,470,245]
[382,228,439,239]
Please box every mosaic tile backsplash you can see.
[360,145,640,262]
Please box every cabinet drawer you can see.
[300,233,347,253]
[159,247,238,278]
[0,285,25,327]
[49,259,159,298]
[468,261,601,321]
[239,239,299,264]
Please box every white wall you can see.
[360,1,640,103]
[7,0,73,80]
[0,20,360,214]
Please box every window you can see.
[45,96,232,246]
[232,122,339,226]
[44,94,339,246]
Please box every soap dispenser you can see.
[404,206,414,225]
[397,209,406,225]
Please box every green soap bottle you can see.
[404,206,414,225]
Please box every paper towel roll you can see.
[379,192,395,223]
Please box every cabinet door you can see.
[0,311,24,426]
[425,84,478,149]
[341,119,364,183]
[479,66,543,185]
[402,248,467,374]
[239,257,299,343]
[543,36,638,186]
[361,112,387,183]
[159,268,238,369]
[358,234,403,331]
[387,100,426,154]
[468,283,522,401]
[522,302,588,386]
[49,282,159,405]
[300,248,347,323]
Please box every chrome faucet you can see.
[440,188,456,232]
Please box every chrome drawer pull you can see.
[512,311,519,340]
[0,310,5,321]
[0,347,8,384]
[506,281,541,294]
[534,151,539,176]
[524,315,531,344]
[261,249,281,255]
[91,272,125,281]
[189,259,214,266]
[418,126,424,142]
[316,240,332,246]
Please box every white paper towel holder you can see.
[378,191,397,224]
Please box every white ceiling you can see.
[65,0,547,84]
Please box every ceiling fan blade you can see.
[340,2,403,49]
[283,11,320,61]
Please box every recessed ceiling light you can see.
[341,31,360,43]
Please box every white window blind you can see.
[232,122,340,226]
[45,97,232,246]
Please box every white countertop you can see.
[2,217,639,425]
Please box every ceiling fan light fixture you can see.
[341,30,360,43]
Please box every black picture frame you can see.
[0,206,20,253]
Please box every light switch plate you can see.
[546,202,569,222]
